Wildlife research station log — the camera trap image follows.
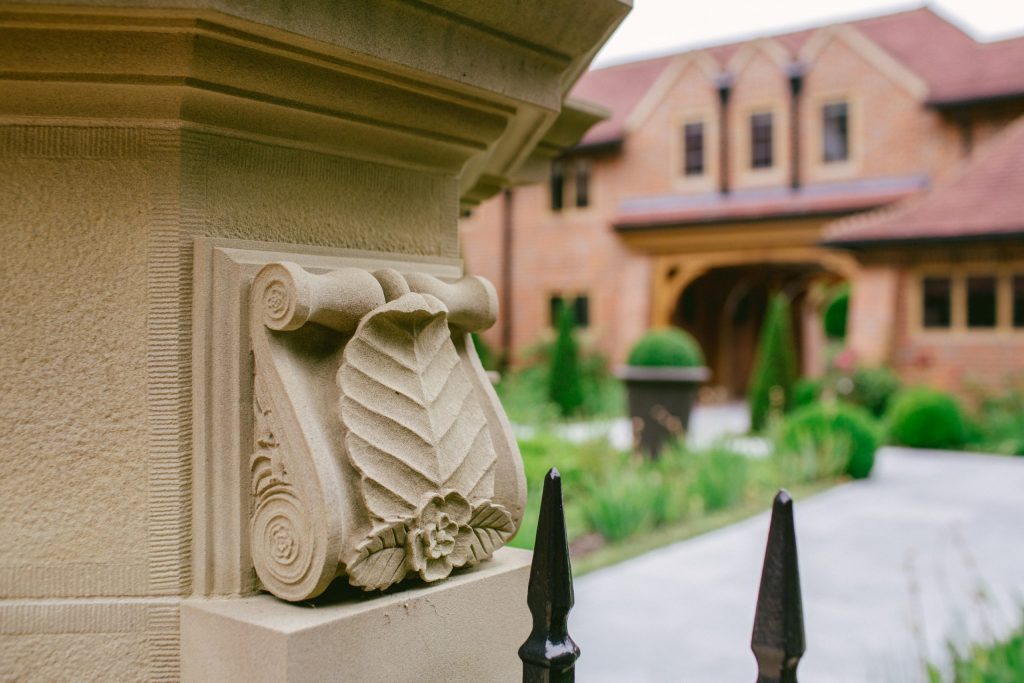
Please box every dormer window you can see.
[683,121,705,176]
[750,112,774,169]
[823,101,849,163]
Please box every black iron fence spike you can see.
[751,489,806,683]
[519,467,580,683]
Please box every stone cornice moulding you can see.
[0,6,507,174]
[0,1,630,186]
[192,238,525,600]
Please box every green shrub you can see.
[470,332,495,371]
[627,328,705,367]
[929,617,1024,682]
[887,387,968,450]
[496,366,561,424]
[518,432,580,494]
[780,402,879,480]
[850,366,902,418]
[499,329,623,423]
[580,463,653,542]
[792,377,823,411]
[969,386,1024,456]
[512,433,624,548]
[693,448,749,512]
[823,285,849,339]
[579,352,625,418]
[647,444,699,525]
[548,302,585,417]
[748,293,799,432]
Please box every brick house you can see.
[460,7,1024,396]
[825,115,1024,394]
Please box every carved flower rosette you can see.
[248,262,523,600]
[339,292,515,591]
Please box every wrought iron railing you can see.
[518,469,805,682]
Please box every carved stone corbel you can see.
[248,262,524,600]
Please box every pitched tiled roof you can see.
[614,176,927,229]
[824,116,1024,246]
[569,54,675,147]
[570,8,1024,145]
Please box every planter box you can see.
[617,366,711,457]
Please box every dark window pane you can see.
[1015,275,1024,328]
[751,112,773,169]
[967,276,997,328]
[922,276,951,328]
[574,296,589,328]
[549,295,563,326]
[549,161,564,212]
[823,102,849,163]
[683,122,704,176]
[550,295,587,327]
[575,160,590,208]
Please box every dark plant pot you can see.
[617,366,710,458]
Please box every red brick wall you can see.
[461,153,651,368]
[889,264,1024,398]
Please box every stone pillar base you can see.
[180,548,531,682]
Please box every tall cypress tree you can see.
[548,300,584,418]
[748,292,798,431]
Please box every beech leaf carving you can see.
[465,501,515,565]
[338,293,497,523]
[346,523,409,591]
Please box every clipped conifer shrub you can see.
[627,328,705,367]
[548,300,584,417]
[780,401,880,479]
[887,387,968,450]
[748,293,799,432]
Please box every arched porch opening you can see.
[672,262,846,398]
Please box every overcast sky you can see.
[592,0,1024,67]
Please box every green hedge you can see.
[886,387,967,450]
[781,402,880,479]
[627,328,705,367]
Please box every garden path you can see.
[570,448,1024,682]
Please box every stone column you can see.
[0,2,628,680]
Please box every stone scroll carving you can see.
[248,263,525,601]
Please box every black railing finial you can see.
[519,468,579,682]
[751,489,805,683]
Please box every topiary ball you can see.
[886,387,967,450]
[627,328,705,367]
[781,401,880,479]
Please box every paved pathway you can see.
[570,448,1024,682]
[521,402,752,451]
